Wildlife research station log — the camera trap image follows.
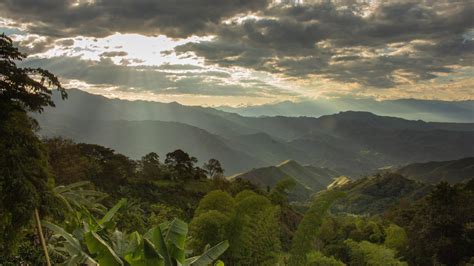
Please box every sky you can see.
[0,0,473,106]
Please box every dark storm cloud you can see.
[0,0,269,38]
[3,0,472,91]
[176,0,474,87]
[19,56,293,97]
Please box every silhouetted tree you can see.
[165,149,197,180]
[77,143,136,188]
[138,152,161,179]
[203,158,224,179]
[194,166,208,180]
[0,34,66,112]
[0,33,66,261]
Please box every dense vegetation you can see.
[1,34,474,265]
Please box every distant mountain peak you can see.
[333,111,391,120]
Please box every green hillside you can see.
[330,173,431,215]
[230,160,340,201]
[397,157,474,184]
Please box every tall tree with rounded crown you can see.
[0,33,66,264]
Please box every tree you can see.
[345,240,407,266]
[165,149,198,180]
[384,224,407,254]
[289,191,346,265]
[194,190,236,218]
[44,138,90,185]
[269,177,296,206]
[0,34,66,112]
[306,251,345,266]
[244,206,281,265]
[189,210,231,253]
[390,182,474,265]
[77,143,136,188]
[190,190,282,265]
[138,152,162,179]
[0,33,66,261]
[203,159,224,179]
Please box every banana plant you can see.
[44,198,127,265]
[44,198,229,266]
[54,181,108,215]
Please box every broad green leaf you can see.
[143,238,164,266]
[149,226,173,266]
[85,231,124,266]
[164,219,188,249]
[43,221,98,265]
[43,221,82,248]
[99,198,127,226]
[187,241,229,266]
[111,230,129,258]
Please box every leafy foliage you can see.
[345,239,407,266]
[383,224,407,254]
[0,34,66,112]
[138,152,162,180]
[190,190,282,265]
[0,33,67,256]
[306,251,344,266]
[45,199,229,266]
[0,101,52,255]
[331,173,431,215]
[387,181,474,265]
[289,191,346,265]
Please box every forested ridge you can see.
[1,34,474,266]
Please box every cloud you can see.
[176,0,474,88]
[0,0,269,38]
[19,56,294,97]
[100,51,128,57]
[56,38,75,46]
[12,35,56,54]
[2,0,472,101]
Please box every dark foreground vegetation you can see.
[1,34,473,265]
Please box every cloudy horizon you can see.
[1,0,473,106]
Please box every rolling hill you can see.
[396,157,474,184]
[330,173,432,215]
[229,160,340,201]
[35,113,263,174]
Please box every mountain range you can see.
[218,98,474,123]
[34,89,474,176]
